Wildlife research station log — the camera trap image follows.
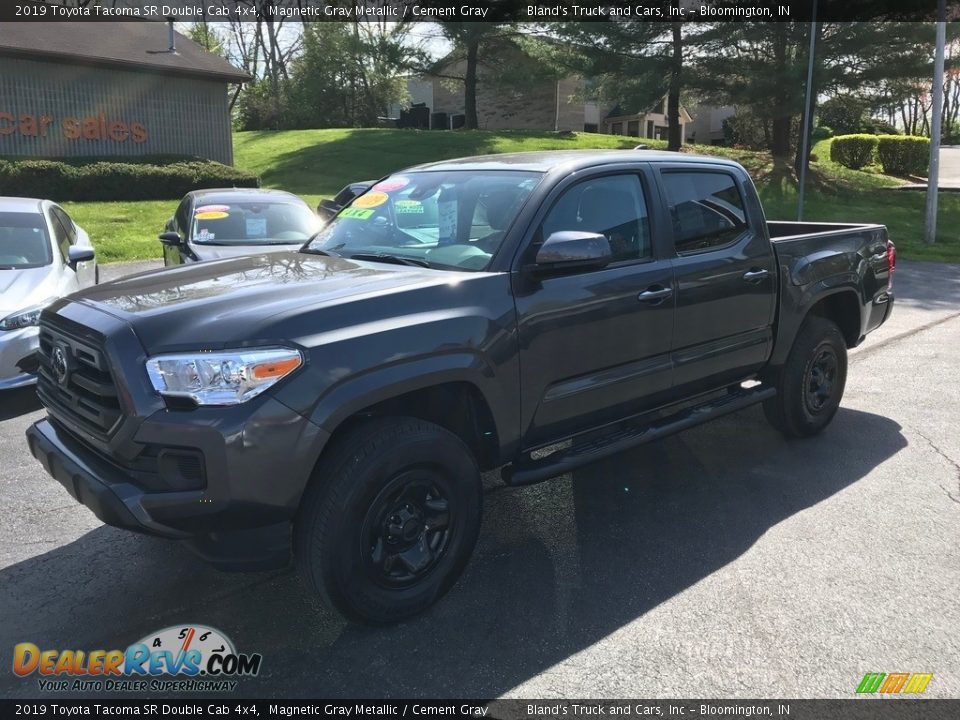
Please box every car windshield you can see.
[0,212,52,269]
[191,200,320,245]
[304,170,543,271]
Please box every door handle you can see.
[638,287,673,303]
[742,268,770,283]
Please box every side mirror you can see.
[67,246,95,265]
[158,232,182,246]
[534,231,612,273]
[317,199,340,222]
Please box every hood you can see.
[0,265,58,316]
[70,251,472,351]
[189,242,303,261]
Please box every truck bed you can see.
[767,221,890,289]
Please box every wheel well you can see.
[808,291,861,347]
[334,382,501,471]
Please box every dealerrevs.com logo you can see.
[13,625,262,693]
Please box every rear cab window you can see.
[661,171,749,255]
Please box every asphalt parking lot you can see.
[1,259,958,699]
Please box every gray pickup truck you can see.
[26,151,894,623]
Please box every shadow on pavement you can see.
[893,260,960,311]
[0,406,905,698]
[0,386,41,422]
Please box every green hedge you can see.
[830,134,879,170]
[876,135,930,176]
[0,158,259,201]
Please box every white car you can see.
[0,197,97,390]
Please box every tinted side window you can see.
[50,206,76,244]
[174,199,191,234]
[662,171,748,254]
[47,209,71,261]
[541,175,651,263]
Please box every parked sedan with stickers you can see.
[0,197,97,390]
[159,189,321,266]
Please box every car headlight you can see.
[145,347,303,406]
[0,298,57,331]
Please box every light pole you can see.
[925,0,947,245]
[797,1,818,221]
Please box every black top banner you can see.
[2,0,957,23]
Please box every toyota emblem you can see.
[51,345,70,387]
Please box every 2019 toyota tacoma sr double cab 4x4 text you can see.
[26,151,895,623]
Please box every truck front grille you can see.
[36,318,122,440]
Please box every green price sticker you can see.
[340,207,375,220]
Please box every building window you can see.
[646,120,654,138]
[610,122,623,135]
[627,120,640,136]
[584,123,598,133]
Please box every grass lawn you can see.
[74,129,960,264]
[62,200,174,264]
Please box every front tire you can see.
[763,316,848,438]
[294,417,483,624]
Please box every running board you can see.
[502,385,776,487]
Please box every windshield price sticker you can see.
[373,177,410,192]
[351,191,389,209]
[246,217,267,238]
[340,208,375,220]
[394,200,424,214]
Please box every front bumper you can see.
[0,325,40,389]
[27,392,331,539]
[27,418,192,538]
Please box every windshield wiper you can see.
[346,253,431,268]
[300,247,341,258]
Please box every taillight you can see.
[886,240,896,292]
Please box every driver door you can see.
[513,169,676,446]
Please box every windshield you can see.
[191,201,320,246]
[305,170,543,271]
[0,212,53,269]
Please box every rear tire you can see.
[294,417,482,624]
[763,316,847,438]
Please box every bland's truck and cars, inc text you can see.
[25,150,894,623]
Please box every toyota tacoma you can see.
[26,151,895,623]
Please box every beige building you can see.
[600,98,693,141]
[402,51,694,142]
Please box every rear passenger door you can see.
[657,166,776,395]
[514,167,676,446]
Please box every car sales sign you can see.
[0,110,148,144]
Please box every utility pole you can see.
[925,0,947,245]
[797,1,818,221]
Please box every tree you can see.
[282,21,416,129]
[694,21,937,167]
[539,15,696,151]
[818,95,871,135]
[186,21,228,58]
[432,24,515,130]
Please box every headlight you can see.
[145,347,303,406]
[0,298,57,331]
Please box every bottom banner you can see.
[1,699,958,720]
